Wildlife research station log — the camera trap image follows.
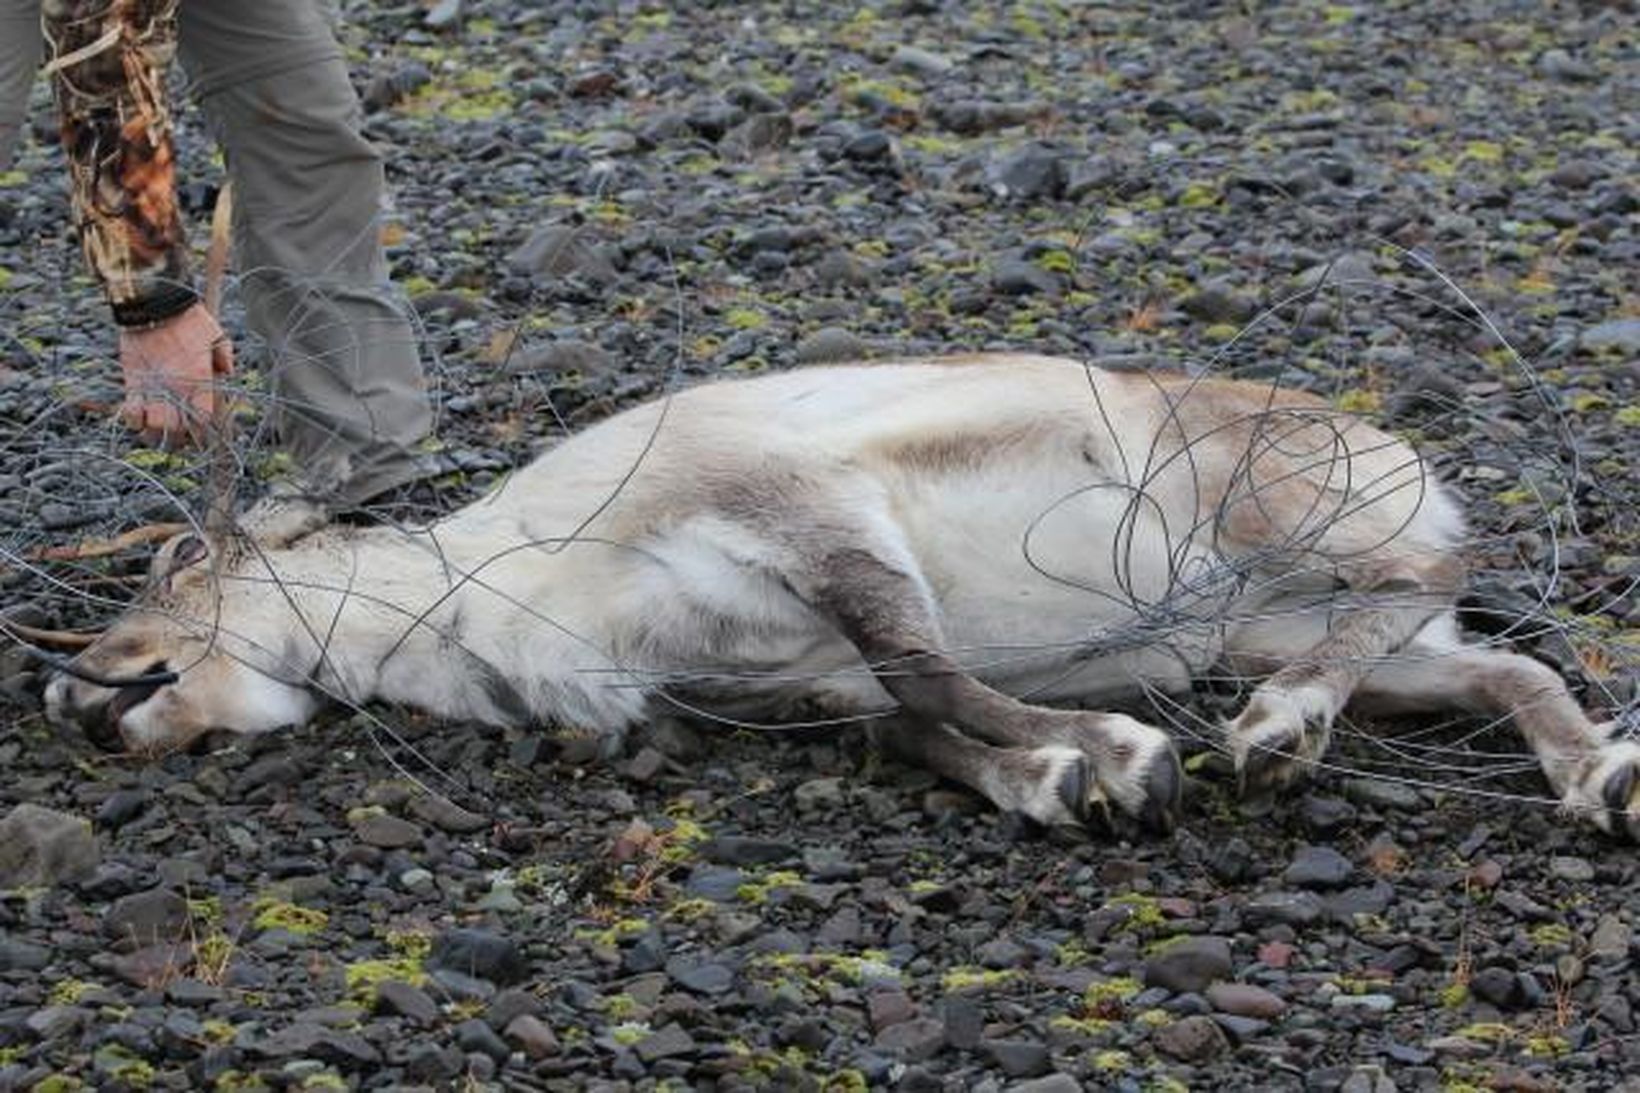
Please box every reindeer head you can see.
[44,520,323,756]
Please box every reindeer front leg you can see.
[1225,552,1462,796]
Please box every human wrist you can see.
[111,282,200,329]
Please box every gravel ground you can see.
[2,2,1639,1090]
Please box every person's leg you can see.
[177,0,433,506]
[0,0,41,169]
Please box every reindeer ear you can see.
[237,494,329,549]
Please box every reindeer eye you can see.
[170,535,209,572]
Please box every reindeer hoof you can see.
[1018,746,1093,828]
[1229,688,1334,799]
[1572,741,1640,842]
[1137,746,1183,835]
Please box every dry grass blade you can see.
[25,522,189,563]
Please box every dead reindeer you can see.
[43,355,1640,839]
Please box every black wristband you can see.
[111,282,200,328]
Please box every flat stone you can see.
[105,888,189,949]
[1143,936,1233,994]
[1342,778,1422,812]
[795,326,871,366]
[1284,845,1354,890]
[1329,993,1396,1014]
[375,980,440,1026]
[1588,914,1631,960]
[352,813,424,849]
[684,865,745,902]
[1206,981,1288,1019]
[1549,856,1595,882]
[407,794,489,834]
[0,804,99,888]
[700,837,799,867]
[1153,1014,1229,1063]
[1245,891,1324,928]
[1005,1078,1081,1093]
[251,1023,380,1065]
[982,1039,1051,1078]
[0,934,51,972]
[454,1018,509,1063]
[635,1023,696,1062]
[1580,318,1640,354]
[873,1016,945,1061]
[666,958,734,995]
[867,988,917,1033]
[505,1014,560,1059]
[430,928,526,986]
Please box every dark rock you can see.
[940,995,984,1051]
[94,789,150,829]
[430,928,527,986]
[1579,319,1640,355]
[507,225,618,284]
[1143,936,1233,994]
[1206,981,1287,1019]
[352,812,424,849]
[987,143,1064,202]
[794,327,871,365]
[0,934,50,972]
[407,794,489,834]
[1153,1014,1230,1063]
[873,1016,945,1061]
[375,980,440,1026]
[1469,966,1528,1010]
[1299,796,1357,834]
[1283,845,1354,890]
[506,1014,560,1059]
[1181,280,1257,324]
[105,888,189,949]
[700,836,800,867]
[0,804,99,888]
[252,1023,380,1066]
[1208,836,1256,884]
[1342,778,1422,811]
[991,258,1060,296]
[1245,891,1324,928]
[868,988,917,1033]
[455,1018,510,1064]
[684,865,746,902]
[666,958,734,995]
[635,1023,697,1062]
[983,1039,1050,1078]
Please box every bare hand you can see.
[117,302,235,448]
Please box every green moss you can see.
[1614,405,1640,427]
[736,870,801,904]
[299,1074,348,1092]
[1203,322,1242,341]
[1438,981,1470,1008]
[1049,1014,1113,1035]
[610,1021,650,1046]
[213,1070,272,1092]
[1334,388,1383,414]
[1462,140,1505,164]
[1176,182,1220,209]
[1104,893,1166,932]
[34,1077,85,1093]
[821,1070,869,1093]
[1455,1022,1514,1044]
[1495,487,1535,507]
[724,307,766,331]
[250,898,328,936]
[1084,976,1141,1005]
[1529,922,1574,949]
[1034,249,1076,275]
[1135,1007,1173,1027]
[1093,1049,1131,1071]
[940,966,1018,992]
[345,957,427,1003]
[48,978,93,1005]
[1524,1033,1568,1058]
[1570,393,1610,413]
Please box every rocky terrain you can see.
[1,1,1637,1090]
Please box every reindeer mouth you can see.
[94,662,170,750]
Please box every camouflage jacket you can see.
[43,0,196,327]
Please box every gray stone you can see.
[1181,279,1257,325]
[0,934,51,972]
[1538,48,1599,83]
[506,1014,560,1059]
[873,1016,946,1061]
[794,777,846,810]
[991,257,1060,296]
[105,888,189,949]
[1342,777,1422,812]
[867,988,917,1033]
[1005,1078,1081,1093]
[1550,856,1595,882]
[0,804,99,888]
[352,813,424,849]
[1284,845,1354,890]
[1143,936,1233,994]
[666,959,734,995]
[1245,891,1324,928]
[1329,993,1396,1014]
[635,1022,696,1062]
[987,143,1065,202]
[891,45,955,77]
[375,980,440,1026]
[1339,1065,1397,1093]
[407,794,489,834]
[976,936,1029,969]
[1589,913,1631,960]
[503,338,617,379]
[1206,981,1287,1019]
[252,1023,381,1065]
[1153,1014,1229,1063]
[430,928,527,986]
[795,327,871,365]
[454,1018,509,1063]
[424,0,461,29]
[1580,319,1640,355]
[983,1039,1050,1078]
[684,865,745,902]
[507,225,618,284]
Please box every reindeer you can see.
[42,355,1640,838]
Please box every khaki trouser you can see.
[1,0,432,504]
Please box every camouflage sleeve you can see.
[42,0,197,327]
